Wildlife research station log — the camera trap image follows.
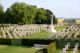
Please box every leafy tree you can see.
[53,16,58,24]
[46,9,53,24]
[0,4,4,23]
[45,9,58,24]
[4,2,57,24]
[34,8,47,24]
[26,5,37,24]
[4,8,12,23]
[5,2,37,24]
[11,2,29,24]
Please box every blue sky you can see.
[0,0,80,18]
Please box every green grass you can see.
[25,31,51,39]
[55,25,68,31]
[66,51,80,53]
[0,45,34,53]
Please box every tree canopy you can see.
[0,4,4,23]
[0,2,58,24]
[4,2,37,24]
[34,8,47,24]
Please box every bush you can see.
[0,39,11,45]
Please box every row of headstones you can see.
[61,43,79,53]
[62,25,80,39]
[0,24,51,38]
[50,25,80,40]
[61,25,80,39]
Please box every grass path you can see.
[0,45,34,53]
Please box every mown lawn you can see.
[0,45,34,53]
[55,25,68,31]
[66,51,80,53]
[25,31,51,39]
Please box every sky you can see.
[0,0,80,18]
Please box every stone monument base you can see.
[50,25,56,33]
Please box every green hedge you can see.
[0,39,11,45]
[22,39,53,46]
[0,39,53,46]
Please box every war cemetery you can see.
[0,1,80,53]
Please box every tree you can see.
[4,2,57,24]
[0,4,4,23]
[4,8,11,23]
[26,5,37,24]
[45,9,58,24]
[53,16,58,24]
[46,9,53,24]
[5,2,37,24]
[34,8,47,24]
